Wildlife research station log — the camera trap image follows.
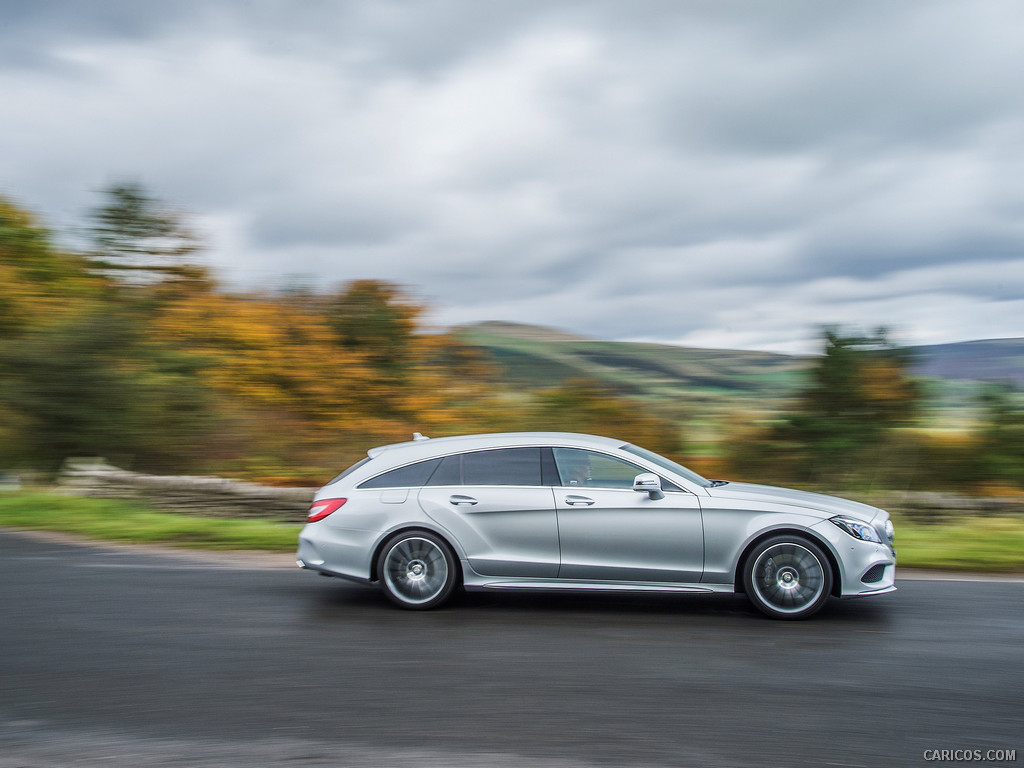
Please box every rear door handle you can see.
[565,495,595,506]
[449,495,478,506]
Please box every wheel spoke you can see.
[751,542,826,615]
[383,536,451,606]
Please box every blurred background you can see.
[2,183,1023,496]
[1,0,1023,496]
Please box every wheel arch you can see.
[732,527,842,598]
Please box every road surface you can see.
[1,530,1021,767]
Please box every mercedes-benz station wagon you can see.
[297,432,896,619]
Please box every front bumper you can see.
[811,519,897,597]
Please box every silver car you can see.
[297,432,896,619]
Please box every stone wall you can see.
[875,490,1024,521]
[54,458,1024,524]
[57,458,316,523]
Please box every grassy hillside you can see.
[457,321,809,408]
[455,322,809,454]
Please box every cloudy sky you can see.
[2,1,1023,352]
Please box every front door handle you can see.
[449,495,478,506]
[564,495,595,506]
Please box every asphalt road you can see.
[1,530,1021,768]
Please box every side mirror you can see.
[633,473,665,500]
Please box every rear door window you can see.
[425,448,543,486]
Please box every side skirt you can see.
[465,579,735,594]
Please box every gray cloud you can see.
[2,0,1023,351]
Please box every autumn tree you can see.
[0,196,98,335]
[0,195,221,472]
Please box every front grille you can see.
[861,564,887,584]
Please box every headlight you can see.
[829,515,883,543]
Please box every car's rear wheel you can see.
[378,531,457,610]
[743,535,832,620]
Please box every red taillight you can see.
[307,498,347,523]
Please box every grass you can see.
[891,514,1024,572]
[0,491,301,552]
[1,491,1021,573]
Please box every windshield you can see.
[620,444,713,488]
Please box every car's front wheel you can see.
[377,531,458,610]
[743,535,833,620]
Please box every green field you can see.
[0,492,301,551]
[2,491,1021,573]
[891,514,1024,572]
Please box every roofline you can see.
[367,432,624,459]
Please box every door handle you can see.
[449,495,478,506]
[564,495,595,506]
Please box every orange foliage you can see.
[2,192,692,481]
[0,198,103,334]
[859,359,918,414]
[150,291,384,432]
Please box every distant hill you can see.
[454,322,1024,417]
[454,322,810,414]
[908,339,1024,384]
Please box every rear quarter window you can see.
[328,457,371,485]
[358,458,442,489]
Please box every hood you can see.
[705,482,882,522]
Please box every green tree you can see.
[322,280,425,416]
[0,308,218,472]
[974,383,1024,485]
[88,182,203,284]
[327,280,421,375]
[792,328,918,452]
[729,327,921,484]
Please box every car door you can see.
[417,447,559,578]
[552,448,704,583]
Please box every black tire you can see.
[377,531,458,610]
[742,535,833,620]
